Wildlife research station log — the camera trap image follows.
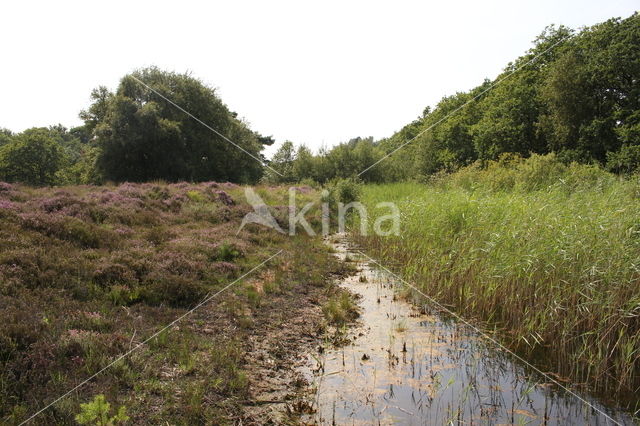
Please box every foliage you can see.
[91,67,266,183]
[266,13,639,183]
[606,144,640,174]
[326,178,361,205]
[265,137,390,184]
[355,155,640,408]
[75,394,129,426]
[0,180,341,424]
[264,140,296,183]
[0,128,65,185]
[323,291,358,326]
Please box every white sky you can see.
[1,0,637,158]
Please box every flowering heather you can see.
[0,180,330,424]
[0,199,18,210]
[116,182,149,199]
[166,235,218,258]
[171,182,190,189]
[93,191,145,208]
[93,261,137,286]
[82,311,103,320]
[212,261,240,276]
[113,226,134,236]
[162,194,187,211]
[214,189,234,206]
[155,250,208,279]
[36,195,93,221]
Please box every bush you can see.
[216,243,241,261]
[186,190,206,202]
[446,153,617,194]
[20,213,118,248]
[323,178,362,211]
[140,274,208,308]
[0,128,65,185]
[75,394,129,426]
[607,144,640,174]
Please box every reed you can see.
[353,154,640,410]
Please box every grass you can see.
[0,180,343,424]
[353,154,640,410]
[322,291,358,326]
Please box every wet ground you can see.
[302,236,635,425]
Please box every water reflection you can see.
[302,237,634,425]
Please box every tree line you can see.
[1,13,638,186]
[266,13,640,184]
[0,67,274,185]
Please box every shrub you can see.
[331,178,361,205]
[186,190,206,202]
[93,262,137,287]
[216,243,241,261]
[147,185,170,200]
[20,213,117,248]
[211,262,240,277]
[607,144,640,174]
[446,153,618,194]
[213,190,234,206]
[106,284,140,306]
[140,274,208,308]
[75,394,129,426]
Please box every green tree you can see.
[90,67,265,183]
[0,128,12,147]
[79,86,113,141]
[0,128,65,185]
[540,15,640,164]
[265,140,296,183]
[292,144,316,182]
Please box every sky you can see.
[0,0,637,158]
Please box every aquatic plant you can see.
[355,156,640,408]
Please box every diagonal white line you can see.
[356,250,623,426]
[19,249,283,425]
[358,35,568,177]
[130,75,283,177]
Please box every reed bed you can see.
[353,155,640,410]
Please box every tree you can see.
[293,144,316,182]
[540,16,640,164]
[89,67,265,183]
[0,128,12,147]
[265,141,296,183]
[0,128,65,185]
[79,86,113,141]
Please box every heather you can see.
[0,181,341,424]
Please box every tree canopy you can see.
[0,13,638,186]
[265,13,640,183]
[0,128,65,185]
[93,67,267,183]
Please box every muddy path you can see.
[301,235,635,425]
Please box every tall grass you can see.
[353,154,640,408]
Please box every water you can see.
[302,236,635,425]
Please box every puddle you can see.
[301,236,635,425]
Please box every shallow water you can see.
[302,236,635,425]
